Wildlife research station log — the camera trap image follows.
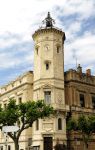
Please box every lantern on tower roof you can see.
[42,12,55,28]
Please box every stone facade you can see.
[65,66,95,114]
[65,65,95,150]
[0,71,33,150]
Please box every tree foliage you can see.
[67,115,95,150]
[0,99,54,150]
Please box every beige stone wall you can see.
[33,28,65,81]
[33,28,65,105]
[65,69,95,109]
[65,69,95,150]
[32,27,67,150]
[0,71,33,150]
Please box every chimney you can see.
[86,69,91,76]
[77,64,82,74]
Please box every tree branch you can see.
[8,132,15,141]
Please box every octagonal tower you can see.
[32,12,66,150]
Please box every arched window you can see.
[46,63,49,70]
[57,45,61,53]
[58,118,62,130]
[44,60,51,70]
[45,44,49,51]
[35,45,39,55]
[18,97,22,104]
[36,47,39,55]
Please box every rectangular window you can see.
[92,96,95,109]
[33,147,40,150]
[8,145,11,150]
[36,119,39,130]
[28,138,32,146]
[80,94,85,107]
[44,91,51,104]
[0,146,3,150]
[58,118,62,130]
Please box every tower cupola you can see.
[43,12,55,28]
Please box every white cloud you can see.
[56,0,95,19]
[65,31,95,72]
[0,0,95,84]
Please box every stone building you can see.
[0,71,33,150]
[65,65,95,112]
[0,12,68,150]
[0,12,95,150]
[65,65,95,150]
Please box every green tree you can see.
[67,115,95,150]
[0,99,54,150]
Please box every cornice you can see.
[0,82,33,97]
[65,79,95,87]
[33,77,64,83]
[32,27,65,39]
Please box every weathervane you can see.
[42,12,55,28]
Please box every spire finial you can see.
[42,12,55,28]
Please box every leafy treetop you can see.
[0,99,54,150]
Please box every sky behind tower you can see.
[0,0,95,85]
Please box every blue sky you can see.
[0,0,95,86]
